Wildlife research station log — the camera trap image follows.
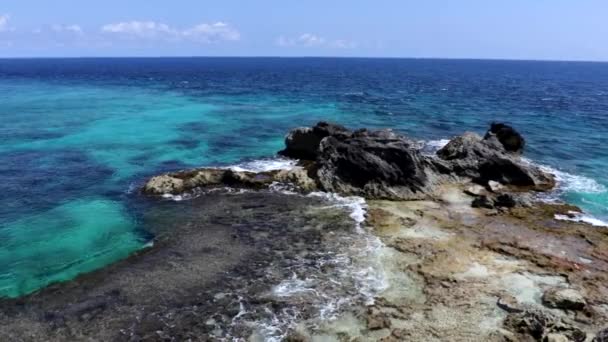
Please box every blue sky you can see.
[1,0,607,60]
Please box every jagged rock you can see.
[472,195,495,209]
[542,288,586,311]
[144,175,185,195]
[279,122,350,160]
[142,167,316,195]
[437,128,554,191]
[504,309,586,342]
[485,123,525,154]
[316,128,441,200]
[366,307,391,330]
[593,328,608,342]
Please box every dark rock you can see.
[477,158,554,190]
[504,309,586,342]
[279,122,351,160]
[472,195,495,209]
[316,127,441,200]
[542,288,586,311]
[495,194,517,208]
[485,122,526,154]
[437,127,554,191]
[593,328,608,342]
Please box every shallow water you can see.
[1,57,607,298]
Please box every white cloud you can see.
[51,24,84,35]
[329,39,358,49]
[101,20,240,43]
[182,22,240,42]
[101,21,176,38]
[276,33,356,49]
[0,14,11,32]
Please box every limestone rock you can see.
[464,184,487,197]
[366,307,391,330]
[542,288,586,311]
[545,333,570,342]
[488,180,505,193]
[143,175,185,195]
[142,167,316,195]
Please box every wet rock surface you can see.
[0,191,381,341]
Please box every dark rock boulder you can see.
[279,122,350,160]
[594,328,608,342]
[494,194,518,208]
[485,122,526,154]
[504,309,586,342]
[315,128,441,200]
[472,195,495,209]
[437,129,554,192]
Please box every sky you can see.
[0,0,607,60]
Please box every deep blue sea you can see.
[1,57,607,298]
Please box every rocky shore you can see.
[1,122,607,341]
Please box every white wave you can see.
[533,162,607,194]
[227,157,297,173]
[419,138,450,155]
[272,273,319,297]
[307,192,368,229]
[307,191,388,299]
[555,211,608,227]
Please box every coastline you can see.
[1,122,607,341]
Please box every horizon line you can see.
[1,55,607,63]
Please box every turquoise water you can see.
[1,58,607,297]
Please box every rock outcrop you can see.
[315,128,442,199]
[437,131,554,191]
[144,121,555,200]
[279,122,350,160]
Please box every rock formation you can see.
[143,121,555,201]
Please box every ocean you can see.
[1,57,607,300]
